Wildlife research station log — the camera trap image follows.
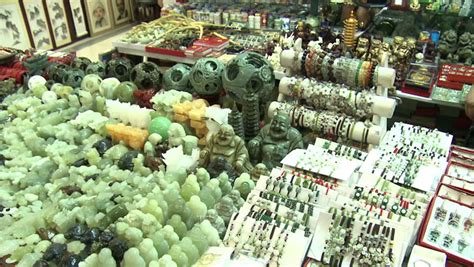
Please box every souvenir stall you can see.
[0,0,473,267]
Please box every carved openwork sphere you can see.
[130,62,162,90]
[222,52,275,103]
[86,61,107,78]
[163,63,192,92]
[62,68,85,88]
[189,58,224,96]
[71,57,92,71]
[48,63,70,83]
[106,57,133,82]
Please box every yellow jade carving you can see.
[173,99,209,144]
[106,123,149,150]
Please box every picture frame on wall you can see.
[69,0,89,38]
[22,0,54,50]
[85,0,113,35]
[110,0,131,25]
[0,0,31,50]
[46,0,72,47]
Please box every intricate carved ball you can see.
[130,62,162,90]
[62,68,85,88]
[71,57,92,71]
[106,57,133,82]
[86,61,106,78]
[48,63,70,83]
[222,52,275,103]
[163,63,192,92]
[189,58,224,96]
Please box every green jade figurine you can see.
[248,114,303,169]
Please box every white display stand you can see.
[278,77,397,118]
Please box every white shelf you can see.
[115,45,198,65]
[397,91,464,109]
[113,41,287,80]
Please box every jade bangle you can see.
[354,61,363,88]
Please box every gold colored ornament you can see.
[173,99,210,145]
[343,11,358,49]
[106,123,149,150]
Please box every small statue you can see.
[248,114,303,169]
[455,32,473,65]
[369,39,382,63]
[217,172,233,195]
[394,41,412,66]
[438,30,458,61]
[233,173,255,200]
[425,41,436,62]
[205,209,226,238]
[214,196,237,225]
[251,163,269,182]
[392,36,404,52]
[355,37,370,60]
[227,190,245,209]
[410,0,421,11]
[378,42,392,64]
[167,123,198,155]
[207,156,238,182]
[199,124,252,174]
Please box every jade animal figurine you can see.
[438,30,458,61]
[454,32,473,65]
[199,124,252,174]
[248,114,303,169]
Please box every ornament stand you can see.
[276,44,396,146]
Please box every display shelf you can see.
[397,90,464,109]
[113,41,288,80]
[114,42,199,65]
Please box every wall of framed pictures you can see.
[0,0,135,51]
[110,0,132,26]
[85,0,113,36]
[45,0,72,47]
[0,0,32,50]
[69,0,89,38]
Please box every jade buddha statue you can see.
[214,196,237,225]
[205,209,226,238]
[248,114,303,169]
[251,163,269,182]
[199,124,252,174]
[227,190,244,209]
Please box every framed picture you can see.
[0,0,31,50]
[85,0,112,35]
[110,0,131,25]
[22,0,53,50]
[45,0,72,47]
[69,0,88,37]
